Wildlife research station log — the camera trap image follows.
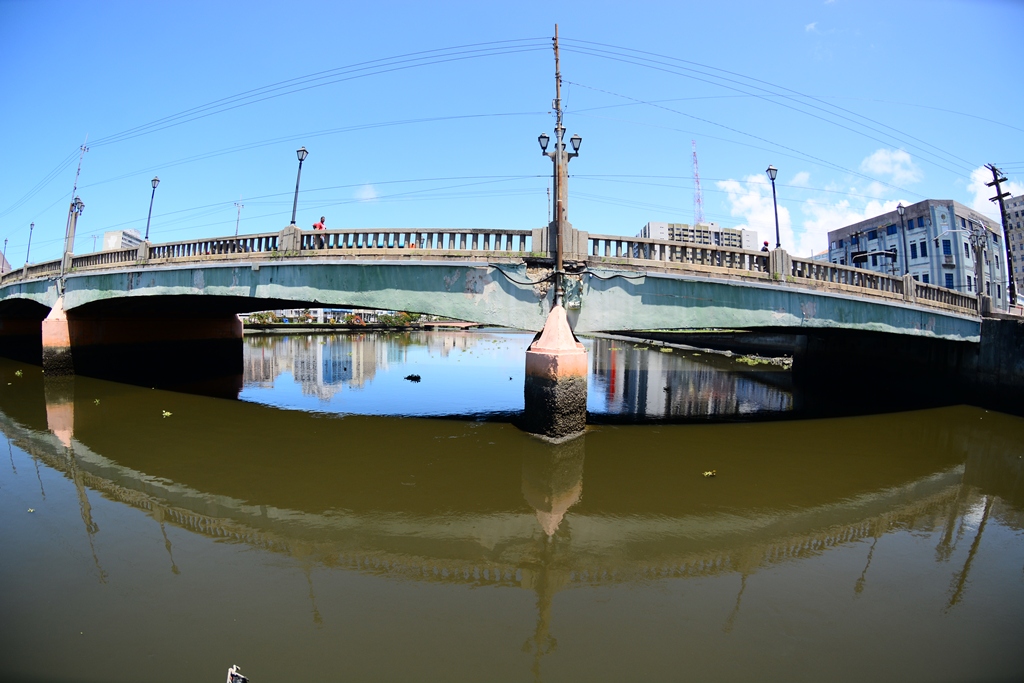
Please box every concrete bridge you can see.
[1,223,1006,433]
[0,223,982,339]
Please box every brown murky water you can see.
[1,333,1022,682]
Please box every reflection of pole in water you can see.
[6,433,16,474]
[67,446,107,584]
[151,505,180,575]
[722,573,748,634]
[946,495,992,611]
[935,479,970,563]
[519,436,584,682]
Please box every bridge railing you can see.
[71,247,140,270]
[914,281,979,313]
[588,234,770,274]
[147,233,280,260]
[790,257,904,294]
[299,228,533,254]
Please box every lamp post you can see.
[144,176,160,240]
[766,165,780,248]
[290,147,308,226]
[538,130,581,305]
[896,203,910,275]
[25,222,34,265]
[60,196,85,283]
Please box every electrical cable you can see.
[560,38,979,174]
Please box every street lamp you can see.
[144,176,160,240]
[896,203,909,275]
[539,128,582,304]
[290,146,308,226]
[25,222,34,265]
[766,165,780,249]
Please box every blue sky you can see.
[2,0,1022,265]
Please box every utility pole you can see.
[985,164,1016,306]
[92,235,98,252]
[2,238,7,274]
[60,142,89,286]
[234,198,244,236]
[553,24,565,304]
[546,187,551,224]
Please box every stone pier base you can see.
[42,296,74,376]
[522,305,588,440]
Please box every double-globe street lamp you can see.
[291,147,309,226]
[538,130,582,304]
[766,165,780,249]
[144,176,160,241]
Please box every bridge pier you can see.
[42,296,74,376]
[522,305,588,440]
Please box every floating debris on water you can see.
[162,410,172,418]
[404,374,421,383]
[703,470,717,478]
[93,399,100,405]
[14,370,23,377]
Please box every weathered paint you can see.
[523,305,588,439]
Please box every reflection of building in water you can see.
[242,332,488,400]
[590,338,792,418]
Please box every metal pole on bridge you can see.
[766,165,780,249]
[290,147,308,226]
[897,203,909,275]
[144,176,160,241]
[25,222,34,265]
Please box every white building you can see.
[826,199,1008,311]
[102,229,142,251]
[637,222,758,250]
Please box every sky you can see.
[1,0,1023,266]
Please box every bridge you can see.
[0,223,1006,435]
[0,223,981,335]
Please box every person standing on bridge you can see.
[313,216,326,248]
[761,241,769,252]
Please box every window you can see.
[912,274,920,281]
[996,255,1000,269]
[923,274,930,284]
[945,273,954,289]
[942,239,952,256]
[920,241,928,257]
[867,230,877,241]
[998,284,1002,299]
[830,241,836,249]
[967,276,973,292]
[851,235,860,245]
[871,254,878,266]
[917,217,925,228]
[910,243,918,259]
[838,239,844,248]
[965,242,971,258]
[887,225,898,235]
[961,217,967,228]
[839,258,846,265]
[986,281,991,296]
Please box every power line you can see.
[560,38,979,175]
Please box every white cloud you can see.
[717,175,794,252]
[859,148,922,185]
[799,197,905,256]
[790,171,811,187]
[355,184,378,202]
[967,166,1024,220]
[805,21,818,32]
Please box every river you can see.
[1,330,1022,682]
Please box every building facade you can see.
[1004,193,1024,288]
[637,222,758,250]
[102,229,142,251]
[826,199,1008,310]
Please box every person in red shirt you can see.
[312,216,326,248]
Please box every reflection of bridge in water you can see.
[4,374,1019,683]
[2,379,1021,653]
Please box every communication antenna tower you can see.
[692,140,704,225]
